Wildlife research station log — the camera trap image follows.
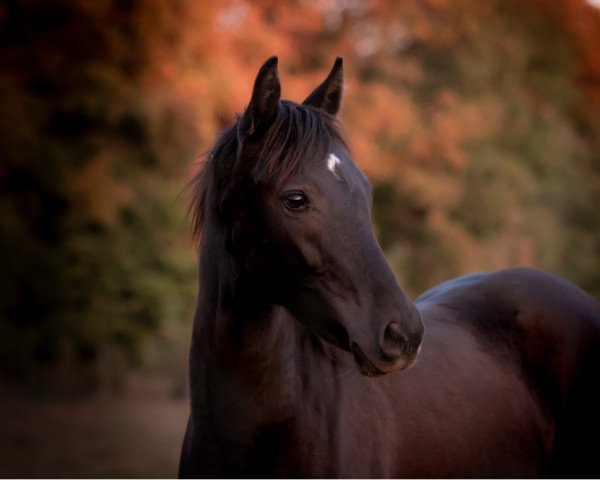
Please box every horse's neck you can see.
[189,229,356,457]
[189,234,300,429]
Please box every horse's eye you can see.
[282,192,308,211]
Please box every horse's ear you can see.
[241,56,281,138]
[302,57,344,116]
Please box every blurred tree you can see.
[0,0,198,394]
[1,0,599,394]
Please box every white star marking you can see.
[327,153,342,179]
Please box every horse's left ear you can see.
[302,57,344,116]
[241,56,281,139]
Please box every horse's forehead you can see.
[323,148,368,191]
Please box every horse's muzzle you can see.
[352,311,425,376]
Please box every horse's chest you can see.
[270,391,398,477]
[273,364,550,478]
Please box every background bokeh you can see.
[1,0,599,477]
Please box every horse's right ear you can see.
[239,56,281,140]
[302,57,344,116]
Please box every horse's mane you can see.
[190,100,347,243]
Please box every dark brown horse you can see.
[179,57,600,478]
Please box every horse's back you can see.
[417,267,600,477]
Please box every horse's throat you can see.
[190,304,298,446]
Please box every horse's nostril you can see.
[384,322,407,344]
[381,322,408,359]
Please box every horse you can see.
[179,56,600,478]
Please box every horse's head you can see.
[195,57,424,376]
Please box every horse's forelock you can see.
[190,101,347,244]
[252,101,345,187]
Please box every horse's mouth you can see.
[350,342,386,377]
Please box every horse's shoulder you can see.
[485,268,600,340]
[416,268,600,402]
[416,270,523,354]
[417,267,600,334]
[416,268,600,371]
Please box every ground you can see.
[0,376,189,478]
